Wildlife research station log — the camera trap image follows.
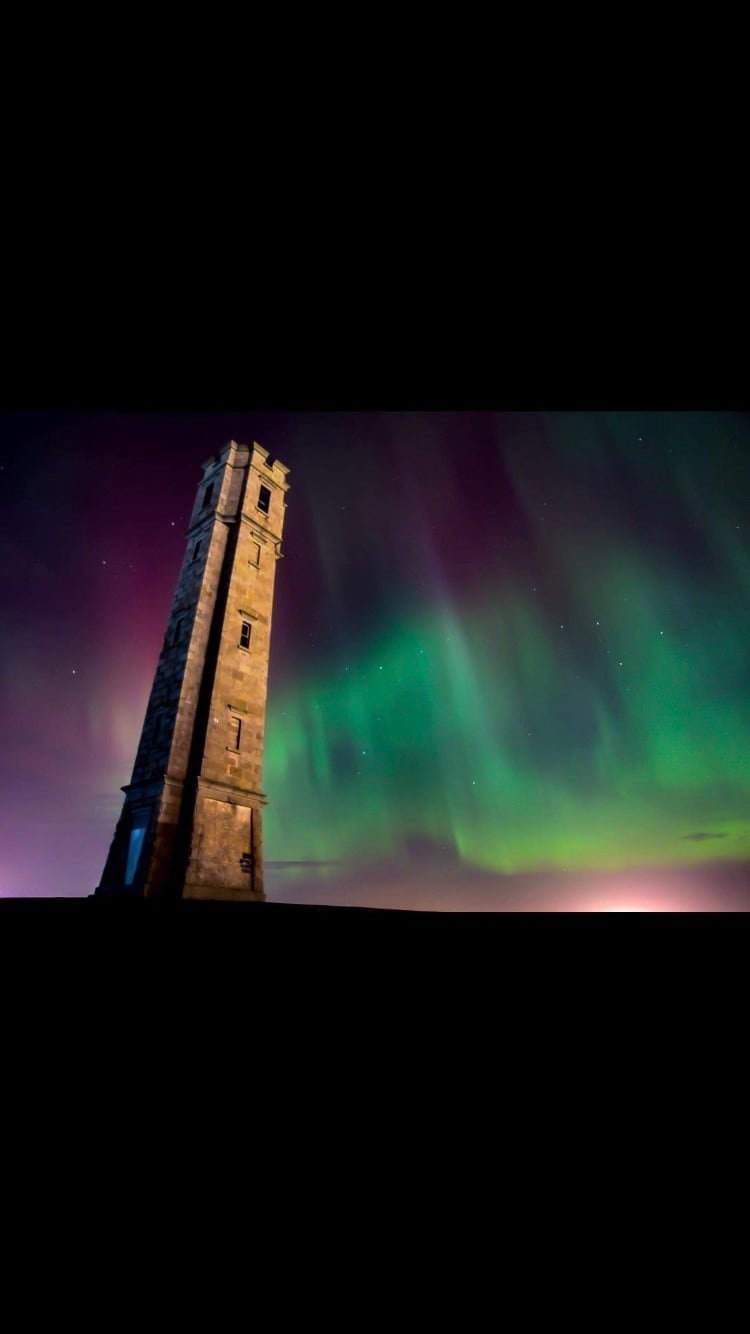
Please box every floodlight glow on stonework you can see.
[96,441,290,900]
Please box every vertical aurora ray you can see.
[264,549,750,877]
[3,408,750,906]
[264,412,750,895]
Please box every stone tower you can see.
[96,440,290,900]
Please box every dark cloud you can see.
[680,832,727,842]
[266,860,342,870]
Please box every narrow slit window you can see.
[257,484,271,514]
[202,481,215,509]
[124,826,146,886]
[249,541,261,566]
[124,812,149,886]
[191,540,201,562]
[231,717,242,750]
[240,621,251,649]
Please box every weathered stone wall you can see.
[181,443,289,897]
[97,440,289,899]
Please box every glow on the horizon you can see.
[577,883,688,913]
[600,905,647,912]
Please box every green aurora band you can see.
[263,413,750,885]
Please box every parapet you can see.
[200,441,289,489]
[251,442,291,491]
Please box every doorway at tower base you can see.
[179,788,265,901]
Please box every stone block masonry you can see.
[96,441,290,900]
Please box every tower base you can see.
[96,780,266,901]
[181,884,266,902]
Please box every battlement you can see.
[199,441,289,491]
[250,442,290,491]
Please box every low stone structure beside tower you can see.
[97,441,290,899]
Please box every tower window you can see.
[240,621,252,650]
[230,717,242,751]
[202,481,215,509]
[191,540,201,562]
[124,812,149,886]
[257,485,271,514]
[125,826,146,886]
[249,541,261,566]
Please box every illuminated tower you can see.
[96,441,290,900]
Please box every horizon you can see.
[2,410,749,912]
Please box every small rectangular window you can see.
[191,540,201,562]
[257,485,271,514]
[125,826,146,886]
[202,482,215,509]
[249,541,261,566]
[124,812,149,886]
[240,621,251,649]
[231,717,242,750]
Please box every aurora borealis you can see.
[2,410,749,909]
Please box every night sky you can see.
[2,410,750,911]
